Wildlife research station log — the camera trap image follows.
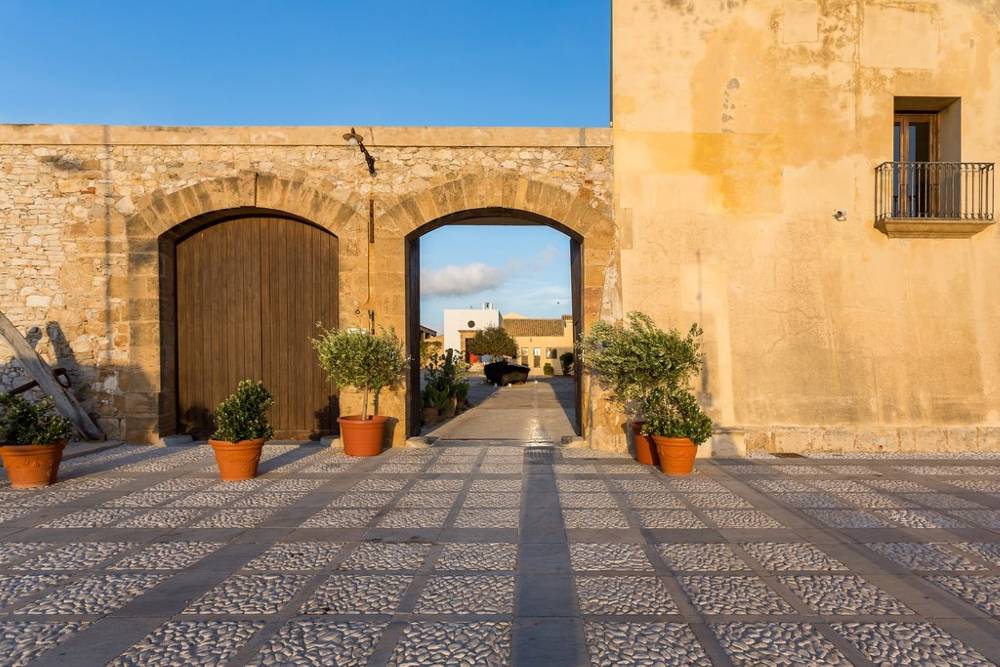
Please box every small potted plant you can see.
[640,386,713,476]
[425,349,469,419]
[579,312,703,467]
[209,380,273,481]
[0,394,72,488]
[313,326,407,457]
[421,385,442,426]
[431,386,451,419]
[454,381,469,413]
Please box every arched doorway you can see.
[405,207,583,438]
[172,213,339,439]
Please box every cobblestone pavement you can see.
[4,443,1000,665]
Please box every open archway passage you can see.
[408,218,581,439]
[175,216,339,439]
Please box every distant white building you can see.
[442,302,502,354]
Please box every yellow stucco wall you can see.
[613,0,1000,452]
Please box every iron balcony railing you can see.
[875,161,994,222]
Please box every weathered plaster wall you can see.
[613,0,1000,452]
[0,126,615,445]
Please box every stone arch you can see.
[120,174,366,443]
[126,171,364,240]
[378,169,614,245]
[375,170,620,444]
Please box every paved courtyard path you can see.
[424,376,577,442]
[3,441,1000,665]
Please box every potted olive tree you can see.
[640,385,713,476]
[313,326,407,457]
[209,380,273,481]
[0,394,72,488]
[579,312,704,468]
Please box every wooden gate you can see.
[175,216,339,439]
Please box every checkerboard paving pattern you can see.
[3,442,1000,665]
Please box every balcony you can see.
[875,161,995,238]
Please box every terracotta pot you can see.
[631,421,659,466]
[0,442,65,488]
[209,438,265,481]
[422,406,439,425]
[652,436,697,476]
[442,397,457,418]
[338,415,387,457]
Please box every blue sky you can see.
[1,1,609,126]
[420,226,572,331]
[2,1,608,326]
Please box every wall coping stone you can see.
[0,124,612,148]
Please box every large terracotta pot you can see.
[0,442,65,488]
[209,438,265,481]
[631,421,658,466]
[422,407,439,426]
[652,436,697,476]
[338,415,387,457]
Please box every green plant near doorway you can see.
[424,349,470,417]
[579,312,709,474]
[579,312,702,409]
[312,327,408,421]
[423,383,449,411]
[312,326,408,456]
[639,385,713,444]
[212,380,274,443]
[543,362,555,376]
[209,380,273,481]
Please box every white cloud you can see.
[533,244,559,269]
[421,262,506,297]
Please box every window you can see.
[876,97,994,236]
[892,112,938,219]
[533,348,541,368]
[893,114,937,163]
[546,348,558,359]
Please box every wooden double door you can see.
[176,216,339,439]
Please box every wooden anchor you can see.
[0,310,105,441]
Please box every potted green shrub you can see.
[0,394,72,488]
[454,381,470,413]
[543,362,555,376]
[209,380,273,481]
[422,384,445,425]
[640,386,713,476]
[579,312,704,468]
[313,326,407,456]
[559,351,575,376]
[424,349,469,419]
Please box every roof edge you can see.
[0,124,612,148]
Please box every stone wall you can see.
[0,126,616,445]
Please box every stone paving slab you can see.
[4,443,1000,665]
